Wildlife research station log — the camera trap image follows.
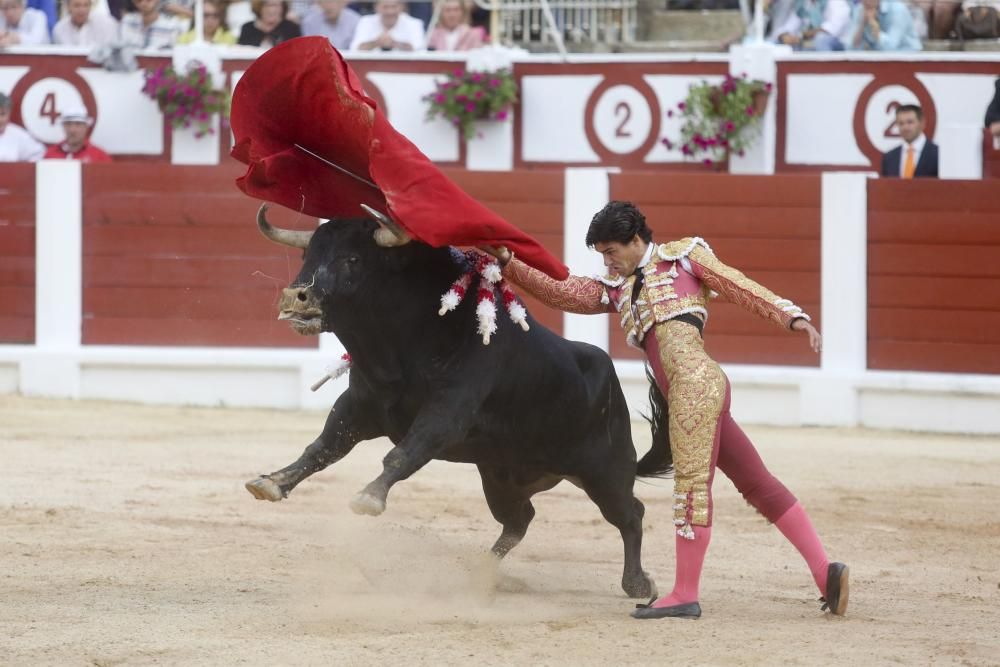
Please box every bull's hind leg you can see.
[246,391,379,502]
[579,472,657,599]
[478,466,560,558]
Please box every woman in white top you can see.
[427,0,485,51]
[349,0,424,51]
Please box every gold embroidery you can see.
[656,319,726,531]
[502,258,608,315]
[687,244,809,329]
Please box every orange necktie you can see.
[902,145,916,179]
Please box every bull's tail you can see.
[636,365,673,478]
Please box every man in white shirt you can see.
[0,0,52,46]
[0,93,45,162]
[880,104,939,178]
[119,0,182,49]
[53,0,119,46]
[775,0,853,50]
[349,0,424,51]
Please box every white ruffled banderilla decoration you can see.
[439,250,529,345]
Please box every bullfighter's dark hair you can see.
[585,201,653,248]
[895,104,923,120]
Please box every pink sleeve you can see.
[502,258,611,315]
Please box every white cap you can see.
[59,105,94,125]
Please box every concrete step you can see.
[644,9,745,42]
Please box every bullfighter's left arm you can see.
[685,241,811,330]
[502,257,611,315]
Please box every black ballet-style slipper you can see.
[819,562,850,616]
[631,597,702,619]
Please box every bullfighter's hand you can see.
[792,318,822,354]
[477,245,512,266]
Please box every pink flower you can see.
[489,79,500,88]
[745,106,755,116]
[678,102,686,111]
[474,91,484,100]
[765,82,773,91]
[725,121,735,132]
[434,94,446,104]
[666,109,673,118]
[471,72,482,82]
[465,102,476,112]
[681,144,692,156]
[662,138,673,149]
[495,110,508,121]
[453,68,464,77]
[703,158,713,166]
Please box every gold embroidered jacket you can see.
[502,237,810,346]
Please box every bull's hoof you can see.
[624,571,657,599]
[349,492,386,516]
[245,476,284,502]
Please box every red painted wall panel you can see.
[0,164,35,343]
[867,179,1000,374]
[608,173,822,366]
[79,165,566,347]
[81,162,317,348]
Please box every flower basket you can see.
[663,74,772,169]
[141,63,231,139]
[424,67,518,141]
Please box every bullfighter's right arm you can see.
[502,257,610,315]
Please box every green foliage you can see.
[663,74,772,167]
[141,64,231,139]
[424,68,518,141]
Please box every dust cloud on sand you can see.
[2,395,999,666]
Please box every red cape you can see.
[230,37,568,280]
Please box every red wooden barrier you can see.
[609,173,822,366]
[868,179,1000,374]
[0,163,35,344]
[79,164,565,347]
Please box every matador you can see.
[492,201,849,620]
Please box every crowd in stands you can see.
[0,0,489,51]
[750,0,1000,51]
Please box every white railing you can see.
[473,0,638,52]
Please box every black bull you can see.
[245,208,671,598]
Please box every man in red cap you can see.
[44,106,112,163]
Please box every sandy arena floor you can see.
[1,394,999,666]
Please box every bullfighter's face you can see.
[594,235,648,278]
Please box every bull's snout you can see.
[278,286,324,335]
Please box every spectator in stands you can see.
[849,0,922,50]
[301,0,359,50]
[120,0,184,48]
[27,0,56,32]
[986,76,1000,138]
[162,0,196,22]
[349,0,424,51]
[427,0,485,50]
[912,0,962,38]
[955,0,1000,39]
[53,0,119,46]
[774,0,853,50]
[0,92,45,162]
[178,0,236,43]
[238,0,301,48]
[881,104,939,178]
[43,105,112,162]
[0,0,52,45]
[226,0,253,33]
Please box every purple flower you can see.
[737,149,745,157]
[489,79,500,88]
[745,106,755,116]
[434,94,446,104]
[471,72,482,82]
[681,144,692,156]
[703,158,713,166]
[740,71,748,78]
[678,102,686,111]
[495,110,508,121]
[453,68,464,77]
[662,138,673,149]
[465,102,476,112]
[765,82,773,92]
[666,109,673,118]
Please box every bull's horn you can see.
[361,204,411,247]
[256,204,314,249]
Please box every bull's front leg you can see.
[246,390,379,502]
[349,393,477,516]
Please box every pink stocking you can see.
[652,525,712,608]
[774,502,830,595]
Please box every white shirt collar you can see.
[904,133,926,152]
[636,241,655,269]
